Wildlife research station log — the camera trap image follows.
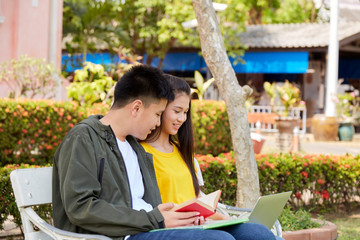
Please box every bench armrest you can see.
[23,207,112,240]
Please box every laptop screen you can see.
[249,191,292,229]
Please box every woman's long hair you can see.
[146,74,200,196]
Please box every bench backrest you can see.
[10,167,53,208]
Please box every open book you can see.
[172,190,222,218]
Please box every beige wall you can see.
[0,0,63,98]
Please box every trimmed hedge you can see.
[0,99,228,168]
[0,99,109,167]
[0,99,86,166]
[198,152,360,210]
[191,100,231,155]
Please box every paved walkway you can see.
[301,140,360,155]
[0,217,21,239]
[262,133,360,156]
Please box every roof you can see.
[240,22,360,49]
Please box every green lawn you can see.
[324,209,360,240]
[330,218,360,240]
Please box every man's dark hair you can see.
[112,65,174,109]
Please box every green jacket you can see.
[52,115,164,239]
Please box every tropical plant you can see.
[66,62,115,106]
[191,71,215,101]
[263,81,277,107]
[276,80,302,116]
[0,55,58,99]
[264,80,304,117]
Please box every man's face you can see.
[133,98,167,140]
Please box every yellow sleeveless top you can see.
[141,142,196,204]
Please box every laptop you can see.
[248,191,292,229]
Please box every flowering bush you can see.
[0,99,110,167]
[198,153,360,210]
[191,100,232,155]
[1,99,229,162]
[2,152,359,230]
[0,99,89,166]
[196,152,237,204]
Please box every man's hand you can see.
[158,203,205,228]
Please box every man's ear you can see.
[130,99,144,117]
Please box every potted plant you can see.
[276,80,303,117]
[335,90,359,141]
[263,80,305,151]
[264,80,305,132]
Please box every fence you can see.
[248,106,307,134]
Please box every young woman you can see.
[140,74,282,240]
[141,74,200,205]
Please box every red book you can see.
[172,190,222,218]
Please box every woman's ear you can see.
[130,99,144,117]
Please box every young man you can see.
[52,65,201,239]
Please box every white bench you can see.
[10,167,111,240]
[11,166,283,239]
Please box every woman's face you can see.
[161,92,190,136]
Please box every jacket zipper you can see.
[98,158,105,185]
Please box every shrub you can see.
[196,152,237,205]
[191,100,232,155]
[0,55,58,99]
[2,153,359,231]
[198,152,360,209]
[67,62,116,106]
[0,99,231,161]
[0,99,89,166]
[279,207,323,231]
